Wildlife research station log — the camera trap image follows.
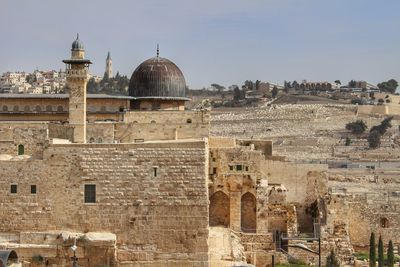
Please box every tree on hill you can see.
[369,233,376,267]
[346,120,367,135]
[368,130,381,149]
[370,117,393,135]
[377,79,398,94]
[211,83,225,92]
[255,80,261,91]
[271,86,278,98]
[326,250,340,267]
[387,240,394,267]
[348,80,357,88]
[334,80,341,86]
[378,235,384,267]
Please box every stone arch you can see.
[24,105,30,112]
[35,105,41,112]
[13,105,19,112]
[57,105,63,112]
[209,191,230,227]
[186,118,192,124]
[2,106,7,112]
[241,192,256,232]
[46,105,52,112]
[380,217,389,228]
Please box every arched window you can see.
[100,106,106,112]
[17,144,24,155]
[241,192,256,233]
[380,217,389,228]
[2,105,8,112]
[186,119,192,124]
[35,105,41,112]
[57,105,63,112]
[13,105,19,112]
[46,105,52,112]
[89,137,95,143]
[24,105,30,112]
[209,191,230,227]
[150,120,156,124]
[97,138,103,143]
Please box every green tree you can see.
[368,130,381,149]
[378,235,384,267]
[370,232,376,267]
[272,86,278,98]
[326,249,340,267]
[211,83,225,92]
[371,117,393,135]
[349,80,357,88]
[335,80,341,86]
[255,80,261,91]
[346,120,367,135]
[377,79,398,94]
[387,240,394,267]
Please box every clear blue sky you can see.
[1,0,399,89]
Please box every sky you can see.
[0,0,399,89]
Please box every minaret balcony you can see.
[66,69,90,79]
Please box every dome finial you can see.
[156,44,159,57]
[76,33,79,40]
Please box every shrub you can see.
[345,137,351,146]
[368,130,381,149]
[346,120,367,135]
[326,250,340,267]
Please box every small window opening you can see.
[150,120,156,124]
[10,184,17,194]
[245,166,249,171]
[18,144,24,155]
[84,184,96,203]
[153,167,158,177]
[212,167,217,175]
[229,165,233,171]
[186,119,192,124]
[31,185,37,194]
[236,165,243,171]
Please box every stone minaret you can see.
[63,34,92,143]
[106,51,112,78]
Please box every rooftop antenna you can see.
[156,44,159,57]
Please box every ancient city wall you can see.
[0,141,210,266]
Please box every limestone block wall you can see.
[0,122,48,158]
[261,161,328,232]
[208,146,269,234]
[0,141,209,266]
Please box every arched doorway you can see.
[241,192,256,232]
[209,191,230,227]
[0,250,18,267]
[17,144,24,156]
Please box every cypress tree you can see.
[387,240,394,267]
[369,232,376,267]
[378,235,384,267]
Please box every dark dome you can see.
[72,34,84,51]
[129,57,187,99]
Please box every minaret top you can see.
[71,33,84,51]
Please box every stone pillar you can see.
[257,177,269,233]
[230,191,241,232]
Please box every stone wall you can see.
[0,141,209,266]
[261,161,328,232]
[0,122,48,158]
